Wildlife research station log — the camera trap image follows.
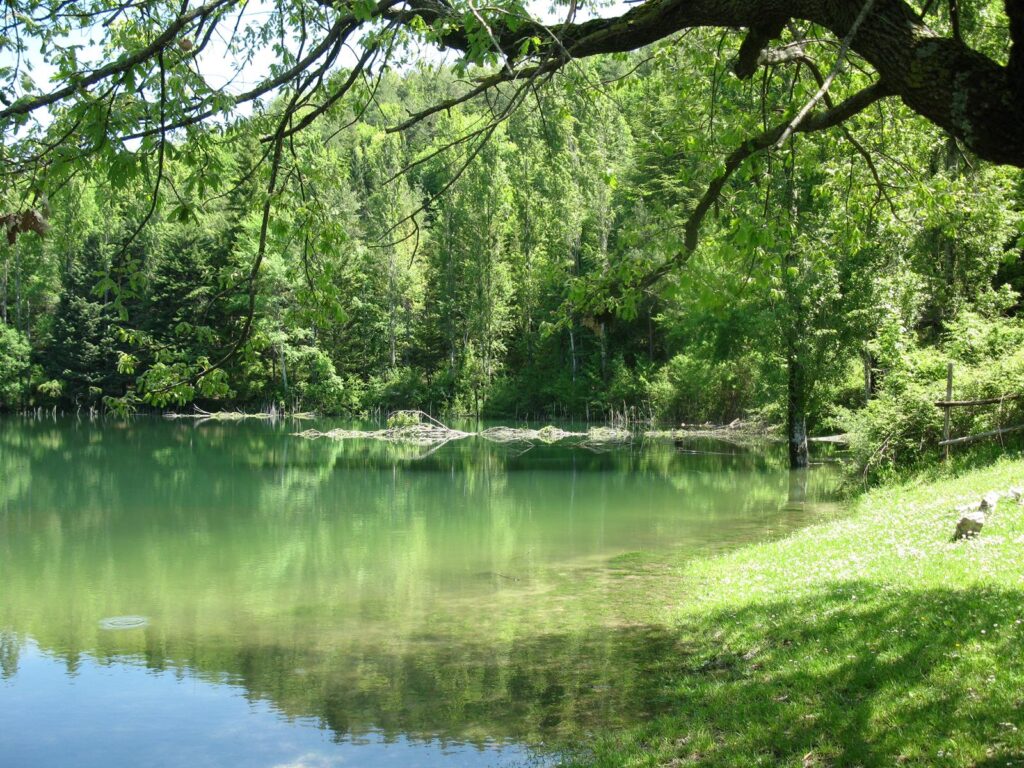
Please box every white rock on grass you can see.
[981,491,1001,511]
[954,511,986,541]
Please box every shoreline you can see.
[563,454,1024,767]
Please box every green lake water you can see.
[0,417,841,767]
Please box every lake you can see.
[0,417,840,767]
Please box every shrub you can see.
[287,346,351,414]
[843,313,1024,481]
[0,323,30,410]
[652,353,765,425]
[363,366,427,414]
[386,410,420,428]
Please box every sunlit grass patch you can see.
[564,456,1024,767]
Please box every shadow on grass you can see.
[567,583,1024,767]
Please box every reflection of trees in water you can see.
[0,419,842,641]
[0,417,830,490]
[219,623,689,745]
[788,468,809,506]
[0,631,20,680]
[0,420,840,528]
[0,452,30,512]
[0,418,842,746]
[51,619,692,746]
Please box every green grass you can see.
[564,456,1024,767]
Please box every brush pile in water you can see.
[294,411,472,446]
[478,425,583,444]
[164,406,315,424]
[294,413,633,448]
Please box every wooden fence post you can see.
[943,362,953,461]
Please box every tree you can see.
[1,0,1022,465]
[40,235,129,404]
[0,321,30,409]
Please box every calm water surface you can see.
[0,418,841,767]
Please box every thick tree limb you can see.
[732,20,787,79]
[639,80,892,288]
[4,0,1024,168]
[400,0,1024,166]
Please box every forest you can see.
[2,25,1024,475]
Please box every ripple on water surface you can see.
[98,616,149,630]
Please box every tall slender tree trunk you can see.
[568,326,577,383]
[787,345,808,469]
[279,344,288,397]
[387,252,397,367]
[781,142,808,470]
[14,248,22,332]
[647,311,655,361]
[861,349,876,403]
[1,256,7,324]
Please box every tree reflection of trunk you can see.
[788,468,808,508]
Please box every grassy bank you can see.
[567,456,1024,767]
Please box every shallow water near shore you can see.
[0,417,841,767]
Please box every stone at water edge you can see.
[954,511,986,540]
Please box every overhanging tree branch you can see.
[397,0,1024,166]
[0,0,233,122]
[4,0,1024,172]
[638,80,892,288]
[773,0,877,148]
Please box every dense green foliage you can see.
[845,312,1024,479]
[0,322,29,406]
[1,35,1023,474]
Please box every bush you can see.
[0,323,30,410]
[364,366,426,414]
[386,410,420,428]
[651,353,766,425]
[606,355,657,416]
[843,313,1024,481]
[287,346,351,414]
